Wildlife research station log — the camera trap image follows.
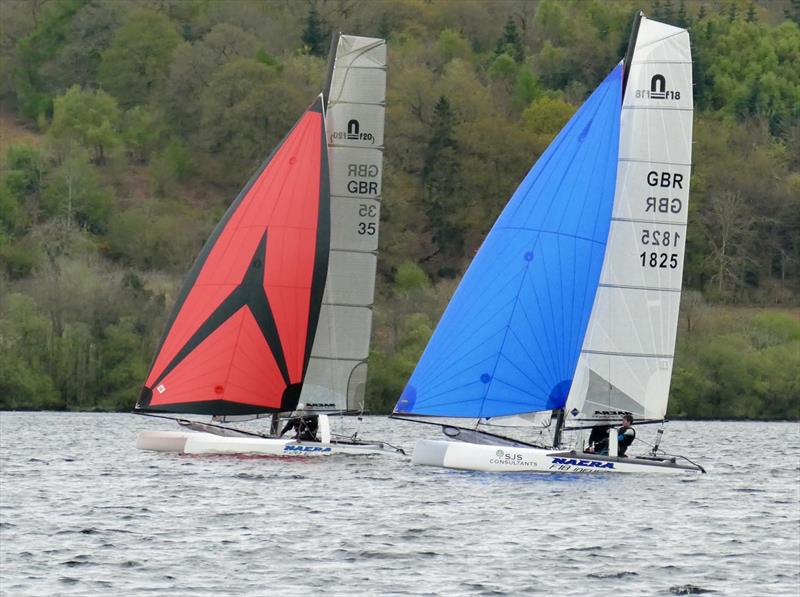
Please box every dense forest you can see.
[0,0,798,419]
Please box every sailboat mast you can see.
[551,409,566,448]
[551,10,642,444]
[322,31,341,106]
[621,10,644,99]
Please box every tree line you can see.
[0,0,798,419]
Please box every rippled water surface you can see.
[1,413,798,596]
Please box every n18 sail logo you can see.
[636,74,680,100]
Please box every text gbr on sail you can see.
[347,163,380,195]
[645,171,683,214]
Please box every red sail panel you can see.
[136,97,329,415]
[148,307,286,409]
[265,226,318,383]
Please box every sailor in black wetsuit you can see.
[616,414,636,456]
[279,404,319,441]
[587,424,612,452]
[587,414,636,456]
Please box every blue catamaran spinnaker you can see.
[393,12,705,474]
[396,65,622,421]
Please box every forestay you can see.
[394,66,623,420]
[300,35,386,412]
[564,17,693,428]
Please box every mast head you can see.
[322,31,342,106]
[622,10,645,100]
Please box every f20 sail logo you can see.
[635,74,681,100]
[331,118,375,144]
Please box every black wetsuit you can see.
[590,425,635,456]
[588,425,611,450]
[618,426,635,456]
[280,416,319,441]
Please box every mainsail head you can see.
[136,96,330,415]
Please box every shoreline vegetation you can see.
[1,1,798,420]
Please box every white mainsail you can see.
[564,17,693,428]
[299,35,386,412]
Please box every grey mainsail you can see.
[300,35,386,412]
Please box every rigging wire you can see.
[632,434,707,473]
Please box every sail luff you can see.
[621,11,644,99]
[322,31,341,105]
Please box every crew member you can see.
[279,404,319,442]
[586,414,636,456]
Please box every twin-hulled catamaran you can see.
[392,13,705,474]
[135,35,403,457]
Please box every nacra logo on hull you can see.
[551,457,614,469]
[284,445,332,453]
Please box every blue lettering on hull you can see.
[284,445,333,453]
[551,457,614,469]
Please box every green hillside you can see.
[0,0,798,419]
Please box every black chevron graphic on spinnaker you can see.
[138,232,291,404]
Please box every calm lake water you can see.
[1,413,798,596]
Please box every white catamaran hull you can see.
[413,439,703,474]
[137,430,402,457]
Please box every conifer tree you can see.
[662,0,675,23]
[677,0,689,27]
[423,96,458,195]
[378,14,391,41]
[746,2,757,22]
[302,5,326,56]
[652,0,663,19]
[422,96,462,263]
[495,16,524,63]
[787,0,800,25]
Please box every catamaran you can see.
[135,35,403,457]
[392,13,705,474]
